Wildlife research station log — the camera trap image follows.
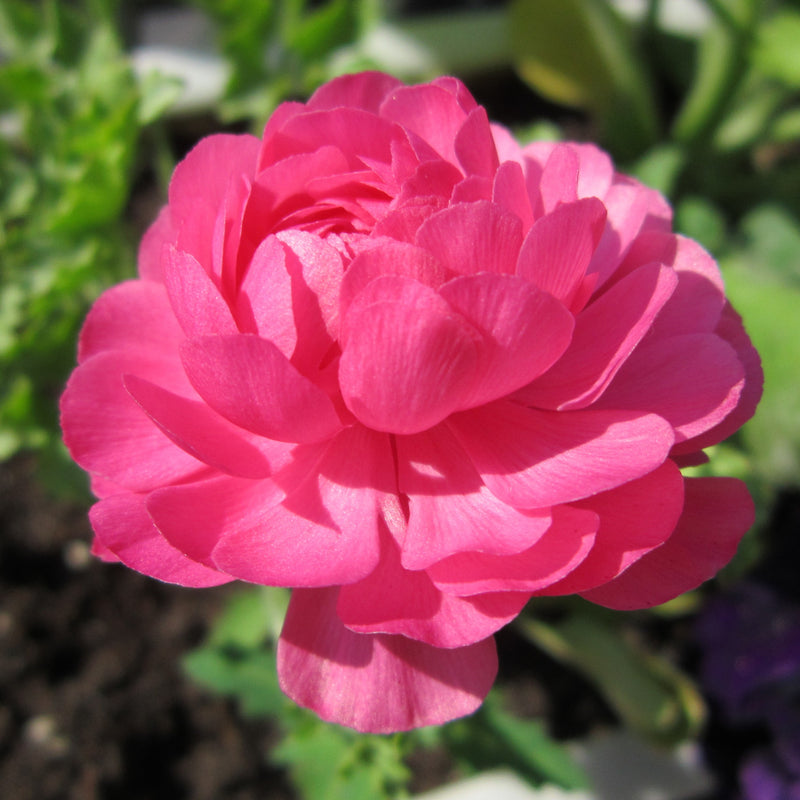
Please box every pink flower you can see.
[61,72,762,733]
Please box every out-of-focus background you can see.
[1,1,799,798]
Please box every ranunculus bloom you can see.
[61,72,762,733]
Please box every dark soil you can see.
[0,457,293,800]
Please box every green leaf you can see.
[442,690,589,790]
[675,195,727,254]
[273,726,410,800]
[518,604,706,746]
[509,0,658,158]
[208,586,289,649]
[753,10,800,88]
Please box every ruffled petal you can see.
[339,277,482,435]
[455,107,500,178]
[338,533,529,648]
[180,333,342,443]
[416,201,523,276]
[439,272,574,405]
[594,333,745,443]
[137,206,175,282]
[516,197,607,308]
[537,461,685,595]
[519,263,678,410]
[426,505,598,595]
[582,477,753,609]
[448,401,674,508]
[163,246,238,338]
[277,588,498,732]
[123,374,287,479]
[210,427,394,586]
[61,350,204,492]
[397,425,552,569]
[90,493,231,587]
[234,235,297,357]
[169,134,260,271]
[307,70,402,113]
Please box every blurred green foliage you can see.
[184,587,590,799]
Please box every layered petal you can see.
[397,425,552,569]
[278,588,498,732]
[338,533,529,647]
[449,401,674,508]
[427,505,598,595]
[339,277,482,434]
[90,493,231,587]
[582,477,753,609]
[209,426,395,586]
[180,333,342,443]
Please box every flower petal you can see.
[338,532,529,647]
[516,198,607,307]
[77,281,182,364]
[449,401,674,508]
[277,588,498,732]
[439,272,574,406]
[61,351,204,492]
[594,333,745,443]
[180,333,342,443]
[234,235,297,357]
[307,70,402,113]
[163,246,238,338]
[519,263,678,410]
[90,493,231,587]
[397,425,552,569]
[339,277,482,435]
[537,461,685,595]
[123,374,285,479]
[427,505,598,595]
[210,427,394,586]
[582,477,753,609]
[416,201,523,277]
[169,134,260,271]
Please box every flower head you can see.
[61,72,762,732]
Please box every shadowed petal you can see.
[90,493,231,587]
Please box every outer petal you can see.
[427,505,598,595]
[77,281,182,364]
[672,303,763,454]
[123,374,286,480]
[277,588,498,733]
[89,493,231,587]
[416,201,523,276]
[169,134,260,271]
[439,273,574,406]
[593,333,745,444]
[307,70,402,113]
[137,206,175,282]
[537,461,685,595]
[455,107,500,179]
[209,427,395,587]
[449,401,674,508]
[234,235,297,357]
[582,477,753,609]
[339,277,482,435]
[518,263,678,410]
[379,83,468,165]
[397,425,552,569]
[61,350,205,492]
[180,334,342,444]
